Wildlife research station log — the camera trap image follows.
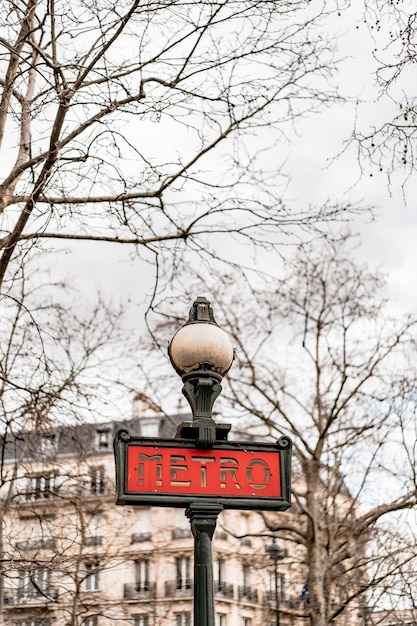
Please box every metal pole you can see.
[274,558,280,626]
[186,501,223,626]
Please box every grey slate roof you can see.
[1,412,191,463]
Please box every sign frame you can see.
[114,429,292,511]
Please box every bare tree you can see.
[0,0,357,301]
[144,238,417,626]
[214,240,417,626]
[348,1,417,183]
[0,255,133,621]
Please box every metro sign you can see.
[114,430,292,511]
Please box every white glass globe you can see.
[169,322,234,376]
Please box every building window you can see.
[95,429,110,450]
[215,557,233,596]
[34,566,50,592]
[83,618,98,626]
[241,513,249,534]
[135,559,149,592]
[280,573,286,601]
[139,415,162,437]
[83,514,102,546]
[19,566,51,596]
[269,571,286,602]
[216,558,225,585]
[239,564,258,602]
[90,466,105,495]
[15,534,56,551]
[131,509,151,543]
[176,556,191,590]
[40,432,58,458]
[243,619,252,626]
[175,613,191,626]
[242,564,251,588]
[83,562,100,591]
[172,527,192,539]
[133,616,149,626]
[216,614,227,626]
[25,474,57,501]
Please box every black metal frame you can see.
[113,429,292,511]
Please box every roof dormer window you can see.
[95,429,110,450]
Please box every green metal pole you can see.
[274,559,280,626]
[186,502,223,626]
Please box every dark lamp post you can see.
[168,296,234,447]
[168,296,234,626]
[266,538,287,626]
[114,297,292,626]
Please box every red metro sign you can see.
[114,432,292,511]
[128,446,280,497]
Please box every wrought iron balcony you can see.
[263,592,299,609]
[14,483,112,506]
[15,537,56,551]
[83,536,103,547]
[171,528,192,539]
[123,582,156,600]
[165,580,193,597]
[238,586,258,603]
[131,532,152,543]
[14,490,60,504]
[214,581,234,599]
[4,587,58,605]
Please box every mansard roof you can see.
[1,411,190,463]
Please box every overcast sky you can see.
[48,4,417,323]
[288,105,417,316]
[285,5,417,317]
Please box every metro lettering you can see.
[127,446,281,498]
[246,458,270,490]
[220,458,241,489]
[170,455,191,487]
[190,456,215,488]
[138,453,162,486]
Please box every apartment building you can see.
[0,395,310,626]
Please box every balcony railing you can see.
[264,589,279,602]
[15,490,60,504]
[263,592,300,609]
[15,538,56,551]
[214,581,234,599]
[124,582,156,600]
[13,484,113,505]
[131,532,152,543]
[4,587,59,606]
[83,536,103,547]
[172,528,192,539]
[165,580,193,597]
[238,586,258,603]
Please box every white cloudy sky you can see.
[285,5,417,316]
[48,3,417,321]
[288,111,417,316]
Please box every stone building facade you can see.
[0,396,310,626]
